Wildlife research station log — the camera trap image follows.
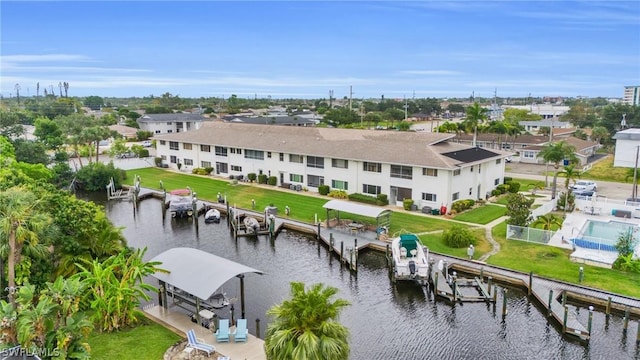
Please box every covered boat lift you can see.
[150,247,263,325]
[322,199,392,240]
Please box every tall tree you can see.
[63,82,69,97]
[560,164,580,190]
[591,126,610,144]
[537,141,577,199]
[265,282,351,360]
[0,187,51,305]
[505,192,534,227]
[463,102,488,147]
[14,84,21,105]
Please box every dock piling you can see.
[434,272,439,301]
[329,234,334,252]
[606,296,612,315]
[636,321,640,344]
[528,271,533,295]
[624,307,630,332]
[587,306,594,335]
[501,288,508,317]
[256,318,261,339]
[452,272,458,302]
[487,276,493,296]
[563,306,568,332]
[492,285,497,304]
[548,290,554,316]
[479,267,484,281]
[317,223,321,241]
[340,241,344,265]
[562,291,567,307]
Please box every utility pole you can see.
[633,145,639,201]
[329,90,333,109]
[403,96,408,121]
[349,86,353,112]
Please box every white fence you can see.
[507,224,555,244]
[531,198,557,218]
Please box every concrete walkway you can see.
[478,215,508,262]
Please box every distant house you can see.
[613,128,640,168]
[221,115,316,126]
[136,113,211,135]
[519,137,599,166]
[108,124,138,139]
[519,118,571,134]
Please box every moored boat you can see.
[204,208,221,223]
[167,189,194,218]
[391,233,430,284]
[243,216,260,233]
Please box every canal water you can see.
[100,196,639,360]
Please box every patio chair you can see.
[232,319,249,342]
[186,329,215,357]
[215,319,230,343]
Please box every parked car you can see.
[573,189,595,198]
[116,151,136,159]
[142,140,152,147]
[505,156,512,163]
[571,180,597,192]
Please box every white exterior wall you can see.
[139,120,204,135]
[614,138,640,168]
[155,141,504,209]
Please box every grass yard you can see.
[489,222,640,298]
[453,204,506,224]
[88,319,182,360]
[125,168,462,235]
[581,156,631,183]
[511,178,546,191]
[421,227,489,259]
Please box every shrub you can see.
[258,174,268,184]
[506,181,520,193]
[154,157,163,167]
[191,168,209,175]
[247,173,257,182]
[76,161,125,191]
[328,190,348,199]
[348,193,379,205]
[442,225,478,248]
[135,130,153,141]
[612,254,640,273]
[491,189,501,197]
[496,184,509,194]
[451,199,475,213]
[615,231,637,257]
[318,184,330,195]
[376,194,389,205]
[403,198,414,210]
[503,177,512,184]
[267,176,277,185]
[204,167,214,175]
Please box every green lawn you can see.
[489,222,640,298]
[125,168,462,236]
[511,178,546,191]
[421,227,489,258]
[88,319,182,360]
[453,205,505,224]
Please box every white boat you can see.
[391,233,430,284]
[204,208,221,223]
[243,216,260,233]
[167,189,194,218]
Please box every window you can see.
[494,178,500,185]
[201,145,211,152]
[470,166,474,172]
[184,158,193,166]
[217,163,228,173]
[267,152,272,158]
[169,141,179,150]
[307,156,324,169]
[423,168,438,177]
[245,149,265,160]
[307,175,324,187]
[478,164,481,173]
[523,151,535,159]
[167,130,173,133]
[215,146,227,156]
[332,158,348,169]
[422,193,437,202]
[332,180,348,190]
[496,159,502,164]
[453,169,461,176]
[390,165,413,179]
[201,161,211,168]
[469,187,472,195]
[279,153,284,161]
[289,154,304,163]
[230,165,241,172]
[290,174,303,183]
[159,140,166,145]
[155,130,161,134]
[452,192,460,201]
[183,143,192,150]
[170,155,177,164]
[166,122,172,125]
[230,148,242,154]
[363,162,382,172]
[363,184,381,195]
[161,155,166,160]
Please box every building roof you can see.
[522,137,599,152]
[223,115,316,126]
[454,133,548,145]
[137,113,209,122]
[108,124,138,137]
[154,122,505,169]
[613,128,640,141]
[150,247,263,301]
[442,147,501,163]
[323,200,391,219]
[519,119,571,127]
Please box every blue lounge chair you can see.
[215,319,230,343]
[186,329,215,357]
[233,319,248,342]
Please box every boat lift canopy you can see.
[150,247,263,301]
[322,199,391,239]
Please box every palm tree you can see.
[0,187,51,305]
[463,102,488,147]
[560,164,580,190]
[265,282,351,360]
[537,141,576,199]
[530,214,564,242]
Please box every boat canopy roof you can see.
[322,199,391,219]
[150,247,263,301]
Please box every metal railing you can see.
[507,225,555,244]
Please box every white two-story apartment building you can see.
[137,113,211,135]
[154,122,510,209]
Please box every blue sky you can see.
[1,1,639,99]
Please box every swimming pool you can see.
[572,220,639,252]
